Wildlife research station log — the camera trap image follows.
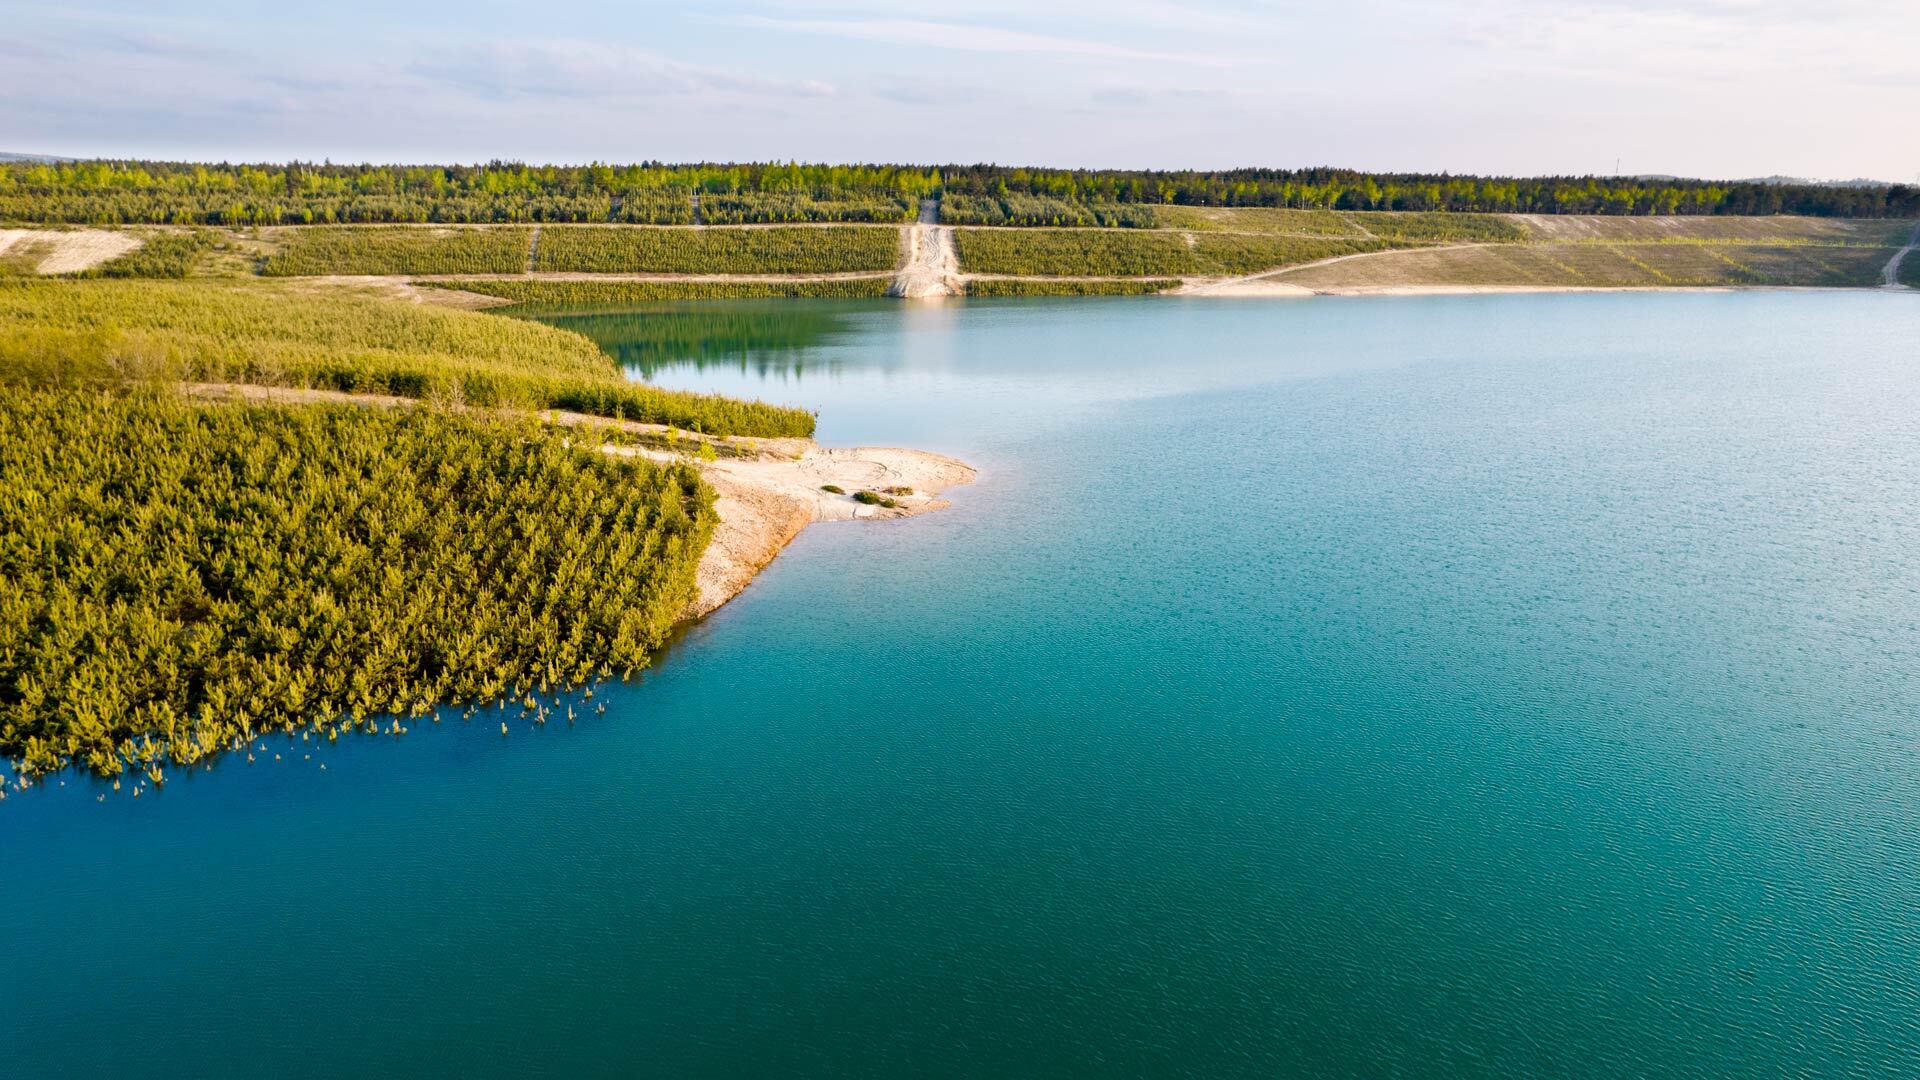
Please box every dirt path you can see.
[890,199,961,298]
[525,226,542,273]
[1882,222,1920,288]
[1176,243,1498,295]
[179,382,976,620]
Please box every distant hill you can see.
[1739,175,1893,189]
[0,151,74,163]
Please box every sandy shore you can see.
[182,383,976,620]
[609,440,976,616]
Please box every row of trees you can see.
[4,161,1915,224]
[939,167,1920,218]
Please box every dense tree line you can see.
[936,166,1920,218]
[4,161,1914,226]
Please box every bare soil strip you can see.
[0,228,142,273]
[1882,222,1920,288]
[890,199,962,298]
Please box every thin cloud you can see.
[725,16,1232,67]
[410,40,836,101]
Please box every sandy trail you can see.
[1882,222,1920,288]
[1177,243,1496,296]
[890,199,961,298]
[0,228,142,273]
[180,383,975,620]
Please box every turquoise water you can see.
[8,293,1920,1077]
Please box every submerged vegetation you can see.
[0,387,714,779]
[0,279,814,436]
[533,226,900,274]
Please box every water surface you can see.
[8,292,1920,1078]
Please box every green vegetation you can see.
[1347,212,1529,243]
[0,279,814,436]
[262,225,532,275]
[939,195,1155,228]
[0,161,936,225]
[694,193,911,224]
[7,160,1914,227]
[820,484,844,494]
[533,226,900,274]
[0,386,713,779]
[955,229,1375,276]
[852,490,899,508]
[965,278,1178,297]
[431,277,891,305]
[1153,206,1363,238]
[76,229,220,278]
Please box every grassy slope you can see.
[433,278,891,304]
[262,226,533,275]
[0,279,813,435]
[9,216,1909,291]
[1272,240,1899,289]
[533,225,901,274]
[954,228,1378,276]
[0,387,713,779]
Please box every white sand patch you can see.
[0,229,142,273]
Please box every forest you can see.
[0,386,713,779]
[4,160,1915,226]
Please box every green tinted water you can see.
[7,293,1920,1077]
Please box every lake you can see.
[7,292,1920,1077]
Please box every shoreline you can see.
[619,439,976,618]
[1181,281,1918,298]
[180,382,977,621]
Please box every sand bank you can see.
[183,383,976,620]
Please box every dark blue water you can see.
[8,293,1920,1077]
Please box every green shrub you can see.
[0,279,814,436]
[820,484,845,494]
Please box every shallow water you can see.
[9,292,1920,1077]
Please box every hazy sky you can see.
[4,1,1916,179]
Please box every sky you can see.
[3,1,1916,181]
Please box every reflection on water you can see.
[510,299,881,379]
